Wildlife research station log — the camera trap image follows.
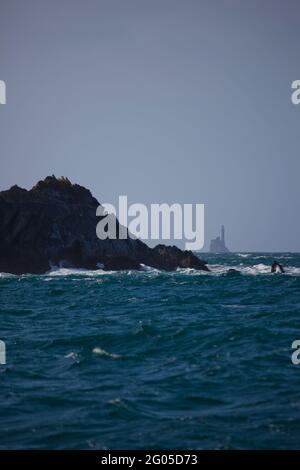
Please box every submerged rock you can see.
[227,268,240,275]
[0,176,209,274]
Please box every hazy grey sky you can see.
[0,0,299,251]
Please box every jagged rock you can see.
[103,256,141,271]
[143,244,210,271]
[0,176,209,274]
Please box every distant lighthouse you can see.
[221,225,225,244]
[210,225,230,253]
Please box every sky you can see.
[0,0,299,251]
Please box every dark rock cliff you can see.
[0,176,209,274]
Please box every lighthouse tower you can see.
[221,225,225,244]
[209,225,230,253]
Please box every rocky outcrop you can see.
[103,256,141,271]
[142,245,209,271]
[0,176,209,274]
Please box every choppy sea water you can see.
[0,252,300,450]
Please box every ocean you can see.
[0,252,300,450]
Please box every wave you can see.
[92,347,122,359]
[206,263,300,276]
[63,348,122,362]
[1,260,300,279]
[46,267,114,277]
[64,352,79,360]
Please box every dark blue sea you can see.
[1,253,300,450]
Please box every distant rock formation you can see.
[210,225,230,253]
[0,176,210,274]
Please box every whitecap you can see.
[285,266,300,275]
[64,352,78,360]
[92,347,121,359]
[108,398,128,409]
[175,267,210,276]
[242,263,271,275]
[203,263,272,275]
[46,267,112,277]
